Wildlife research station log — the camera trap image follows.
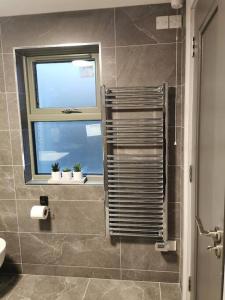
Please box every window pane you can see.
[35,59,97,108]
[33,121,103,175]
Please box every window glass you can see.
[35,59,97,108]
[33,121,103,175]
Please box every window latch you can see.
[62,109,80,114]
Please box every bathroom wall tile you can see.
[2,54,16,92]
[115,4,180,46]
[14,166,104,201]
[1,9,115,53]
[0,55,5,92]
[168,202,180,239]
[23,264,120,279]
[7,92,20,130]
[0,131,12,165]
[0,200,17,232]
[121,269,179,283]
[0,232,21,264]
[168,127,182,166]
[168,166,182,203]
[0,166,15,199]
[0,274,89,300]
[15,54,26,94]
[10,130,23,166]
[20,233,120,268]
[0,94,9,130]
[17,200,105,235]
[168,86,183,128]
[121,238,179,272]
[116,44,178,87]
[101,47,116,87]
[160,282,181,300]
[84,278,160,300]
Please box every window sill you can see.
[26,176,103,186]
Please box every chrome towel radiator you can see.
[102,84,174,249]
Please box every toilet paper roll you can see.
[30,206,49,220]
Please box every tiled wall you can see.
[0,4,184,283]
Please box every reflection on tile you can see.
[168,202,180,239]
[10,130,23,165]
[1,10,114,53]
[0,131,12,165]
[0,274,89,300]
[0,232,21,264]
[121,269,179,283]
[20,233,120,268]
[101,47,116,86]
[84,278,160,300]
[0,166,15,200]
[121,238,179,272]
[160,283,181,300]
[0,94,9,130]
[116,4,180,46]
[17,200,105,234]
[3,54,16,92]
[7,93,20,130]
[168,127,182,166]
[168,166,182,203]
[117,44,178,87]
[0,200,17,232]
[23,264,120,279]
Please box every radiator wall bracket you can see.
[155,240,177,252]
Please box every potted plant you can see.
[51,163,61,181]
[73,163,83,181]
[62,168,72,180]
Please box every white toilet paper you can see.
[30,206,49,220]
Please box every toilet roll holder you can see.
[40,196,52,218]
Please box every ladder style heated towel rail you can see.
[101,84,175,250]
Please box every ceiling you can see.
[0,0,170,17]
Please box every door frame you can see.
[182,1,224,300]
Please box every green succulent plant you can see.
[73,163,81,172]
[51,162,60,172]
[63,168,71,172]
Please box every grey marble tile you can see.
[2,54,16,92]
[0,55,5,93]
[17,200,105,235]
[101,47,116,87]
[160,283,181,300]
[0,166,15,199]
[0,131,12,165]
[115,4,181,46]
[0,200,17,232]
[23,264,120,280]
[20,233,120,268]
[0,94,9,130]
[168,202,180,239]
[14,166,104,200]
[168,127,182,166]
[0,232,21,264]
[121,238,179,272]
[168,87,183,128]
[10,130,23,165]
[121,269,179,283]
[1,10,114,53]
[168,166,182,203]
[84,278,160,300]
[7,93,20,130]
[0,274,89,300]
[116,44,178,87]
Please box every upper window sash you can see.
[25,53,101,117]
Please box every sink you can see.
[0,238,6,267]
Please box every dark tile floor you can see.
[0,274,181,300]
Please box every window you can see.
[24,49,103,180]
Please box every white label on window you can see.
[86,124,101,137]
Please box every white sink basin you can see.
[0,238,6,267]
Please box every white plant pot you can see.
[62,171,72,181]
[73,171,83,181]
[51,171,61,181]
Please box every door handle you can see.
[195,216,222,243]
